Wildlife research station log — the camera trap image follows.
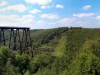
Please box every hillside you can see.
[0,27,100,75]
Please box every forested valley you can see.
[0,27,100,75]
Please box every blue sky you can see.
[0,0,100,29]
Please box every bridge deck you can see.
[0,27,30,29]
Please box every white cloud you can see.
[41,14,59,19]
[96,15,100,20]
[33,18,74,29]
[0,14,34,27]
[29,9,41,14]
[83,5,91,10]
[52,18,74,27]
[22,15,34,21]
[0,4,26,12]
[56,4,64,8]
[0,14,74,29]
[41,6,47,9]
[73,20,100,28]
[32,18,100,28]
[25,0,52,5]
[55,18,99,28]
[47,18,75,28]
[73,13,94,17]
[41,5,51,9]
[0,14,99,29]
[0,1,8,6]
[58,18,74,23]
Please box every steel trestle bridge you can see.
[0,26,32,54]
